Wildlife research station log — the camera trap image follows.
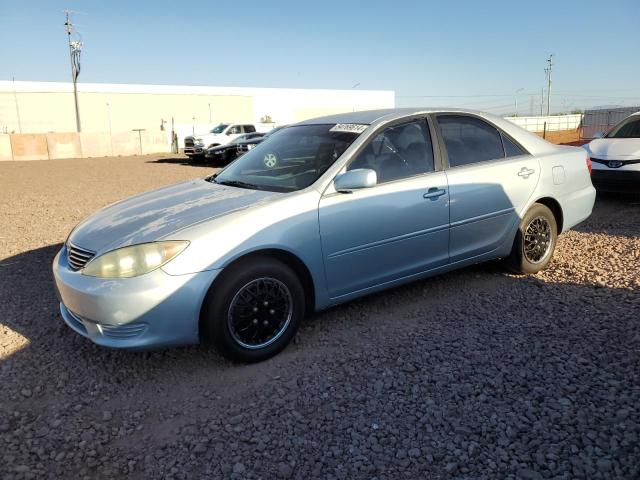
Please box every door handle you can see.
[423,188,446,200]
[518,167,535,179]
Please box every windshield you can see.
[606,116,640,139]
[210,123,230,134]
[211,124,362,192]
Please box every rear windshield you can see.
[211,124,362,192]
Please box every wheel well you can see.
[535,197,564,232]
[199,249,316,333]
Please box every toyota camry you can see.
[53,108,596,362]
[583,111,640,192]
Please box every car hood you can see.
[69,179,280,253]
[586,138,640,159]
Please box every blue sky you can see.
[1,0,639,114]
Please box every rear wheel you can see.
[201,257,305,362]
[505,203,557,274]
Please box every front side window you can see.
[228,125,242,134]
[212,124,361,192]
[438,115,505,167]
[607,116,640,139]
[348,120,434,183]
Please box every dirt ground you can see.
[534,129,582,145]
[0,154,638,479]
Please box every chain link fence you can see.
[581,106,640,140]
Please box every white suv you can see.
[184,123,257,160]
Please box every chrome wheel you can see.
[523,216,553,264]
[227,277,293,350]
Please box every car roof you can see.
[293,107,493,126]
[292,107,561,156]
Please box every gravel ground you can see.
[0,154,638,480]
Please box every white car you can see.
[184,123,257,161]
[583,112,640,192]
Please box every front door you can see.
[319,119,450,298]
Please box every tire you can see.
[505,203,558,274]
[201,256,305,362]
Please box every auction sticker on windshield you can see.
[330,124,368,134]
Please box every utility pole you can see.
[64,10,82,132]
[12,76,22,133]
[514,88,524,116]
[529,95,534,116]
[544,54,554,116]
[540,88,544,116]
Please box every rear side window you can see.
[501,133,526,157]
[438,115,505,167]
[244,125,256,133]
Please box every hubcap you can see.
[523,216,553,264]
[227,277,293,349]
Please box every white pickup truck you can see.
[184,123,257,160]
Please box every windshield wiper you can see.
[214,179,261,190]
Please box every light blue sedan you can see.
[53,109,595,362]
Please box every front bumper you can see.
[205,149,225,159]
[591,170,640,193]
[184,147,205,156]
[52,246,220,349]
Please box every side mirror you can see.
[334,169,377,192]
[594,131,605,139]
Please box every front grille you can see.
[591,157,640,167]
[592,170,640,192]
[67,244,96,271]
[184,138,194,147]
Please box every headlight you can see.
[82,241,189,278]
[195,138,204,145]
[246,144,254,150]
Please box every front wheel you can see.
[505,203,558,274]
[201,257,305,362]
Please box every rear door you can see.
[433,114,539,262]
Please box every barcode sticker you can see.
[330,123,368,134]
